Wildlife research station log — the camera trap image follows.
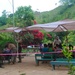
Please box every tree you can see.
[0,10,7,26]
[7,14,13,25]
[15,6,35,27]
[59,0,75,6]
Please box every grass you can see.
[20,73,26,75]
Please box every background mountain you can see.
[0,1,75,28]
[34,4,75,24]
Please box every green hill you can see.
[0,4,75,29]
[35,4,75,24]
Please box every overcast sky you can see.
[0,0,60,16]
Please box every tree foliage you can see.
[0,10,7,26]
[0,33,15,50]
[1,3,75,27]
[15,6,35,27]
[59,0,75,6]
[7,14,13,25]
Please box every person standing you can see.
[0,50,4,68]
[8,42,17,64]
[0,57,4,68]
[53,36,62,48]
[17,39,22,63]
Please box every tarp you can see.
[1,19,75,33]
[26,23,57,32]
[26,19,75,32]
[53,19,75,32]
[0,27,23,33]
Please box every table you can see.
[23,47,40,53]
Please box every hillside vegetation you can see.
[0,4,75,28]
[35,4,75,24]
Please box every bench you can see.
[50,59,75,70]
[35,53,53,65]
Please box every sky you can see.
[0,0,60,16]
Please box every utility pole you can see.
[12,0,19,57]
[12,0,15,27]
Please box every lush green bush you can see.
[0,33,15,50]
[62,45,75,75]
[22,32,34,45]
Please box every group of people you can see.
[0,36,62,68]
[0,39,22,68]
[40,36,62,53]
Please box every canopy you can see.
[0,27,26,33]
[53,19,75,32]
[26,23,58,32]
[26,19,75,32]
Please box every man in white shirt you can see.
[53,36,61,48]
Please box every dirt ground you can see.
[0,54,69,75]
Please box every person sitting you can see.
[41,43,53,60]
[54,44,62,51]
[48,43,54,52]
[41,44,48,52]
[3,46,10,53]
[41,44,49,63]
[47,43,55,60]
[3,45,11,64]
